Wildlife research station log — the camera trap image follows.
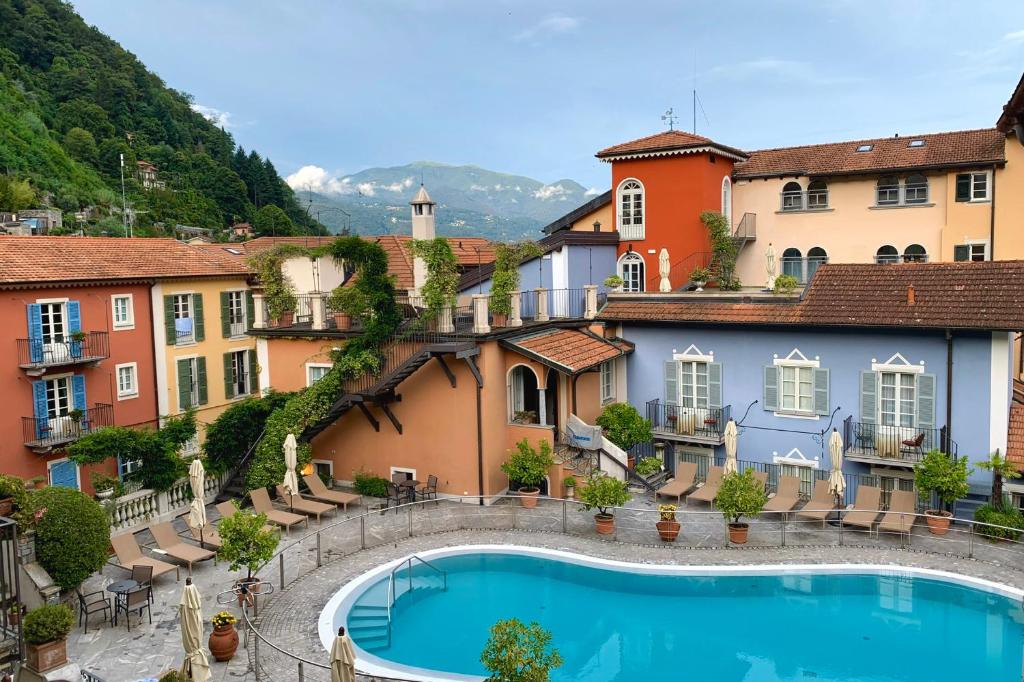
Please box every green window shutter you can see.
[707,362,722,410]
[164,295,177,345]
[245,291,255,330]
[220,292,231,338]
[177,358,191,410]
[916,373,936,435]
[763,366,779,411]
[193,294,205,341]
[813,367,830,416]
[664,361,678,407]
[248,349,259,394]
[955,174,971,202]
[223,352,234,400]
[196,356,208,405]
[860,371,877,424]
[953,244,970,262]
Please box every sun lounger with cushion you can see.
[275,485,336,523]
[876,489,917,537]
[303,474,362,510]
[794,480,838,525]
[150,522,215,573]
[110,533,179,581]
[842,485,883,532]
[687,466,724,506]
[250,487,308,532]
[764,475,801,515]
[217,500,280,534]
[655,462,698,503]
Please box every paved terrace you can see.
[68,495,1024,682]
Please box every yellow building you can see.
[996,73,1024,261]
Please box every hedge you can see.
[28,487,110,590]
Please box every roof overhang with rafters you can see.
[500,328,634,375]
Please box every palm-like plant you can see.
[976,450,1021,511]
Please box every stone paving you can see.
[66,495,1024,682]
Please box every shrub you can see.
[578,474,631,517]
[976,451,1022,512]
[975,501,1024,541]
[773,274,799,294]
[595,403,652,451]
[716,469,768,526]
[353,471,389,498]
[28,487,109,590]
[914,450,971,509]
[703,210,741,290]
[501,439,554,490]
[159,672,188,682]
[23,604,73,645]
[203,392,293,475]
[480,618,562,682]
[218,507,280,579]
[689,266,712,283]
[603,275,623,289]
[634,457,662,477]
[0,474,26,500]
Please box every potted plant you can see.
[8,604,22,626]
[68,408,84,424]
[217,506,280,605]
[68,330,86,358]
[327,285,369,331]
[716,468,768,544]
[656,504,681,542]
[915,450,971,535]
[690,266,712,291]
[209,610,239,662]
[0,474,25,517]
[481,618,562,681]
[23,604,74,673]
[563,475,576,500]
[634,457,662,479]
[89,472,120,501]
[578,474,631,535]
[773,274,800,295]
[501,439,554,508]
[603,274,624,292]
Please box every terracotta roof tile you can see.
[1007,402,1024,471]
[596,130,747,160]
[734,128,1005,179]
[503,328,631,373]
[598,261,1024,331]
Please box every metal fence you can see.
[17,331,110,367]
[0,517,22,674]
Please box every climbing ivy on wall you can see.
[490,241,542,315]
[408,237,459,321]
[702,211,741,290]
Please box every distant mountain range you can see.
[291,161,602,240]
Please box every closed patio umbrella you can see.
[331,626,357,682]
[724,419,738,475]
[658,248,672,293]
[179,578,211,682]
[828,428,845,505]
[765,242,777,290]
[282,433,300,501]
[187,458,207,546]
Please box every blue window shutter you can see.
[860,371,877,424]
[66,301,82,333]
[763,366,779,411]
[813,368,830,416]
[26,304,43,363]
[50,460,79,490]
[71,375,87,412]
[664,361,678,407]
[32,380,48,439]
[707,362,722,410]
[917,373,936,435]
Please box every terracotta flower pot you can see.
[727,522,749,544]
[595,513,615,535]
[925,510,952,535]
[27,639,67,673]
[627,456,636,470]
[518,487,540,508]
[492,313,508,327]
[333,312,352,330]
[279,310,295,326]
[656,519,681,542]
[0,497,12,517]
[209,623,239,662]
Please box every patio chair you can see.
[274,485,336,523]
[876,490,917,539]
[901,432,926,455]
[764,475,802,517]
[655,462,698,503]
[842,486,883,533]
[110,533,179,582]
[384,481,405,511]
[249,487,308,532]
[116,585,151,631]
[75,587,111,633]
[794,480,839,527]
[150,522,216,573]
[687,466,724,507]
[303,474,362,511]
[130,564,154,605]
[415,475,439,506]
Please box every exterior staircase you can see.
[554,427,659,493]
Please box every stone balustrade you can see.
[109,473,224,535]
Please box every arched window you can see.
[807,247,828,280]
[903,244,927,262]
[782,248,802,279]
[877,176,900,205]
[618,252,646,292]
[721,176,732,225]
[781,181,803,211]
[876,245,899,264]
[508,365,540,423]
[617,179,645,239]
[806,180,829,209]
[904,174,928,205]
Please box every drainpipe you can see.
[945,329,954,455]
[476,379,484,506]
[990,164,998,258]
[571,373,579,416]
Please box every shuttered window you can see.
[765,365,829,416]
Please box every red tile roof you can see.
[502,328,632,374]
[0,236,250,286]
[598,261,1024,331]
[596,130,747,161]
[734,129,1005,179]
[997,72,1024,133]
[1007,402,1024,471]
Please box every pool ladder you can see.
[376,555,447,649]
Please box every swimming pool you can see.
[319,546,1024,681]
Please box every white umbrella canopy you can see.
[179,579,211,682]
[723,419,738,475]
[828,429,846,502]
[658,248,672,293]
[187,458,207,534]
[765,242,778,290]
[331,629,357,682]
[282,433,300,496]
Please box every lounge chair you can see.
[876,490,917,538]
[250,487,308,532]
[764,475,801,516]
[275,485,336,523]
[303,474,362,511]
[687,466,724,506]
[842,485,883,533]
[794,480,839,526]
[655,462,698,503]
[150,522,216,573]
[110,533,179,582]
[216,500,278,534]
[187,522,221,550]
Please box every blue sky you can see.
[74,0,1023,192]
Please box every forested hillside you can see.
[0,0,322,237]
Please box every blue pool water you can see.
[344,551,1024,681]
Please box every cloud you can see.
[191,103,233,129]
[285,165,350,194]
[514,14,580,42]
[584,187,601,196]
[707,58,861,86]
[469,184,487,192]
[533,184,572,201]
[1003,29,1024,43]
[382,177,414,192]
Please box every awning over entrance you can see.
[500,328,633,376]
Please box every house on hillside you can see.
[136,160,166,190]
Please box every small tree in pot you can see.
[915,450,972,535]
[481,618,562,682]
[578,474,631,535]
[23,604,74,672]
[501,439,554,508]
[218,505,280,603]
[716,469,768,544]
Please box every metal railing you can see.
[646,400,731,442]
[0,517,22,669]
[386,554,447,641]
[22,403,114,448]
[842,418,955,463]
[243,494,1024,682]
[17,331,110,367]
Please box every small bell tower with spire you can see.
[410,184,436,294]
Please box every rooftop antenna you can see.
[661,108,678,131]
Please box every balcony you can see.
[17,332,110,375]
[842,417,955,467]
[647,399,731,445]
[22,404,114,451]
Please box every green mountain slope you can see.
[0,0,321,236]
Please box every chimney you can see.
[907,284,915,305]
[409,184,437,293]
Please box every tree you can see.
[976,450,1021,511]
[253,204,295,237]
[480,619,562,682]
[217,506,279,579]
[63,127,98,165]
[0,175,35,211]
[595,402,652,451]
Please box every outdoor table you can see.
[106,579,139,626]
[399,479,420,502]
